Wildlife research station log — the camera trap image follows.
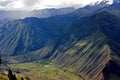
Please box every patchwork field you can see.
[8,62,82,80]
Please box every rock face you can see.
[0,1,120,80]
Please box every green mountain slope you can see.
[0,1,120,80]
[50,11,120,80]
[0,16,74,56]
[1,11,120,80]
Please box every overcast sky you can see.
[0,0,113,10]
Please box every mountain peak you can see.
[110,0,120,9]
[89,0,113,6]
[113,0,120,3]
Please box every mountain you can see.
[74,0,109,14]
[49,11,120,80]
[0,7,75,25]
[0,1,110,57]
[0,0,110,25]
[0,17,73,56]
[0,0,120,80]
[10,10,120,80]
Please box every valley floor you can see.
[8,62,82,80]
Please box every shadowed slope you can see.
[0,17,73,56]
[50,11,120,80]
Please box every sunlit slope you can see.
[50,11,120,80]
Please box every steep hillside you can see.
[50,11,120,80]
[0,17,74,56]
[0,1,120,80]
[0,2,106,57]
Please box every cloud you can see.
[22,0,40,7]
[39,0,83,8]
[0,0,13,7]
[35,0,105,9]
[0,0,113,10]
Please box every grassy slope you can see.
[8,62,82,80]
[50,29,111,80]
[0,74,9,80]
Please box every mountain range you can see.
[0,7,75,25]
[0,0,120,80]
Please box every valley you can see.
[8,62,81,80]
[0,0,120,80]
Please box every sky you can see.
[0,0,113,10]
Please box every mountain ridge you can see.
[0,1,120,80]
[48,11,120,80]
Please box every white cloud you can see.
[0,0,113,10]
[13,0,23,8]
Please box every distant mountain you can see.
[67,0,109,17]
[0,1,111,25]
[0,1,120,80]
[0,7,75,24]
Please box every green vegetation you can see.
[8,62,81,80]
[0,74,9,80]
[75,40,87,47]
